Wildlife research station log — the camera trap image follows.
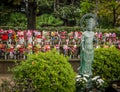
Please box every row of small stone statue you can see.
[0,29,120,60]
[0,29,82,45]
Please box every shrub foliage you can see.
[12,49,76,92]
[93,47,120,84]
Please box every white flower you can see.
[92,76,100,81]
[97,79,104,85]
[76,75,81,81]
[76,75,81,78]
[83,74,89,78]
[76,78,80,81]
[83,77,88,82]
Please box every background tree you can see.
[24,0,54,29]
[0,0,120,29]
[0,0,21,27]
[54,0,81,26]
[97,0,120,28]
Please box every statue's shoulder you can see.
[82,32,86,37]
[91,31,94,35]
[83,31,87,35]
[90,32,94,36]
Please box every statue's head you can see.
[80,13,98,32]
[86,18,96,31]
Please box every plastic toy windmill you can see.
[80,13,98,32]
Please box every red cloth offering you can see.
[2,33,8,41]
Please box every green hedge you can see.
[93,47,120,85]
[12,49,76,92]
[100,28,120,38]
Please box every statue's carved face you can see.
[86,18,96,31]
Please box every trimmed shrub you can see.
[93,47,120,85]
[12,49,76,92]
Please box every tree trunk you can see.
[27,2,37,30]
[95,0,99,13]
[113,7,116,27]
[54,0,59,12]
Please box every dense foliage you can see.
[1,0,120,29]
[7,12,27,28]
[36,14,63,27]
[0,12,27,29]
[12,49,76,92]
[93,47,120,85]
